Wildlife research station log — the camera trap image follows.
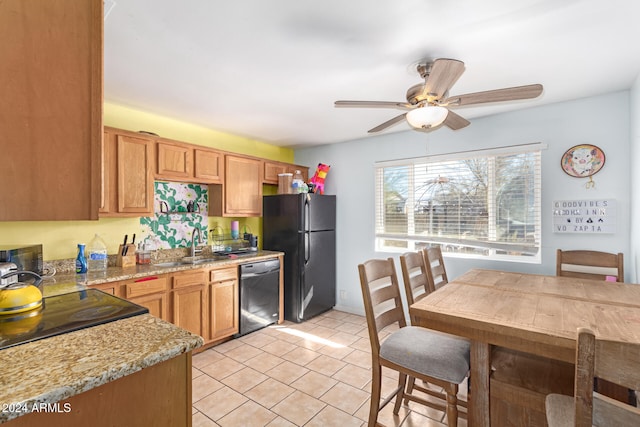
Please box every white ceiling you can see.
[104,0,640,148]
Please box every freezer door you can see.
[299,229,336,320]
[302,194,336,232]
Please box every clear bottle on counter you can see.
[292,170,304,193]
[76,243,87,274]
[88,233,108,271]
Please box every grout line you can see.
[191,309,452,426]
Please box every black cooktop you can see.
[0,289,148,350]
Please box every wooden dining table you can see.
[409,268,640,426]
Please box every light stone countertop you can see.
[47,249,283,287]
[0,314,203,423]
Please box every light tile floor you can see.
[192,309,468,427]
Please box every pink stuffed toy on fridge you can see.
[310,163,330,194]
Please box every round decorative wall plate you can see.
[560,144,605,178]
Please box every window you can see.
[375,143,543,262]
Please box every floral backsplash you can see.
[140,182,208,250]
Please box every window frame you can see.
[374,143,545,263]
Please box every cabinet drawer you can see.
[125,276,168,298]
[173,270,206,289]
[210,267,237,283]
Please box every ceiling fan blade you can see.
[422,59,465,100]
[335,100,412,109]
[445,84,543,107]
[443,110,470,130]
[368,113,407,133]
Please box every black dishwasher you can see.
[236,259,280,337]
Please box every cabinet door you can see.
[209,279,239,340]
[172,285,207,337]
[100,129,111,214]
[90,281,122,297]
[224,155,262,216]
[194,149,224,183]
[117,134,154,214]
[263,161,288,184]
[0,0,102,221]
[129,292,169,321]
[157,142,193,179]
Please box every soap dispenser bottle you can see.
[76,243,87,274]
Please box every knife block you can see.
[116,244,137,268]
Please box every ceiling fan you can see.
[335,58,543,133]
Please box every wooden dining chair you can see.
[423,246,449,291]
[358,258,470,427]
[399,251,431,317]
[399,250,470,405]
[556,249,624,282]
[545,327,640,427]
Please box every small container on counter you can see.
[136,243,152,265]
[231,221,239,240]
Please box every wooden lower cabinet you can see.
[208,267,239,341]
[90,281,121,296]
[6,352,192,427]
[171,270,207,338]
[129,292,169,321]
[89,265,242,346]
[122,275,170,322]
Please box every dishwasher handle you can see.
[240,260,280,277]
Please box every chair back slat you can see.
[556,249,624,282]
[358,258,407,352]
[423,246,449,291]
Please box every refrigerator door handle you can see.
[304,196,311,264]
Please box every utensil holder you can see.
[116,244,137,268]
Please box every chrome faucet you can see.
[191,228,203,258]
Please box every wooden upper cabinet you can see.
[100,128,154,217]
[263,161,289,184]
[195,149,223,184]
[157,141,193,179]
[155,139,223,185]
[210,155,262,217]
[263,161,309,185]
[0,0,103,221]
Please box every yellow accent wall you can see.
[0,102,294,261]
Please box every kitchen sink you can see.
[191,257,228,264]
[153,261,186,268]
[153,257,228,268]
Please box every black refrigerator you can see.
[263,194,336,322]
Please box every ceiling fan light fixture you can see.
[406,106,449,129]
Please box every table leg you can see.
[470,340,491,426]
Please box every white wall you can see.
[296,91,631,314]
[630,76,640,282]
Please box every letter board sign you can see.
[552,199,616,233]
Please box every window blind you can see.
[375,144,543,261]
